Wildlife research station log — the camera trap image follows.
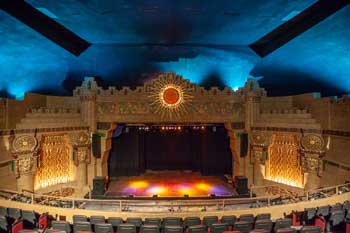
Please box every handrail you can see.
[0,182,348,214]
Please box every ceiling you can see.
[1,0,349,98]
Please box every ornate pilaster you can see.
[69,132,91,195]
[12,135,38,192]
[239,79,266,131]
[250,132,270,186]
[300,134,325,190]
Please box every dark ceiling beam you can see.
[249,0,350,57]
[0,0,91,56]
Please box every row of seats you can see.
[0,202,349,233]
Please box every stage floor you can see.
[106,171,235,198]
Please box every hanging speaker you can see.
[240,133,248,157]
[92,133,101,158]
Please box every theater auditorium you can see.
[0,0,349,233]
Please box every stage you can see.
[105,171,235,198]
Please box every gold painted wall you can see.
[34,134,73,190]
[267,133,303,188]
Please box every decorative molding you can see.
[12,135,37,153]
[300,134,324,153]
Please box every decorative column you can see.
[70,132,91,196]
[12,135,38,192]
[77,77,101,188]
[224,123,242,178]
[79,78,98,131]
[250,132,270,186]
[300,134,325,191]
[241,79,265,131]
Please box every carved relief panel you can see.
[75,73,246,123]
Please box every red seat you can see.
[314,216,326,233]
[12,220,24,233]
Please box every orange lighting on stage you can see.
[129,181,148,189]
[195,182,211,191]
[147,186,166,195]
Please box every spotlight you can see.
[161,126,165,130]
[212,126,216,132]
[152,194,158,198]
[128,194,134,198]
[177,126,181,130]
[209,193,216,198]
[201,126,205,130]
[184,194,189,198]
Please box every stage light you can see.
[201,126,205,130]
[212,126,216,132]
[161,126,165,130]
[184,194,189,198]
[152,194,158,198]
[177,126,181,130]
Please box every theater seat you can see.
[203,216,218,228]
[0,207,7,217]
[73,221,92,233]
[126,218,143,228]
[253,219,272,232]
[164,225,183,233]
[0,215,8,233]
[90,216,105,225]
[140,224,160,233]
[18,230,38,233]
[276,228,296,233]
[45,229,67,233]
[256,213,271,221]
[145,218,162,227]
[274,218,292,232]
[300,226,322,233]
[210,223,229,233]
[51,221,71,233]
[22,210,37,229]
[316,206,329,218]
[163,218,182,228]
[73,215,88,224]
[8,208,21,224]
[184,217,201,228]
[233,221,250,233]
[249,229,270,233]
[118,224,137,233]
[188,225,206,233]
[38,213,48,231]
[239,215,254,224]
[303,208,316,225]
[331,203,343,212]
[326,210,345,232]
[95,223,114,233]
[221,216,236,228]
[107,217,123,226]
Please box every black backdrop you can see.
[108,125,232,177]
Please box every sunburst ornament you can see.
[149,74,193,118]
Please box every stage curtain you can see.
[108,126,232,177]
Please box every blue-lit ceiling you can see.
[1,0,349,99]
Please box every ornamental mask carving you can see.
[15,154,36,177]
[12,135,37,153]
[301,153,323,176]
[74,147,91,165]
